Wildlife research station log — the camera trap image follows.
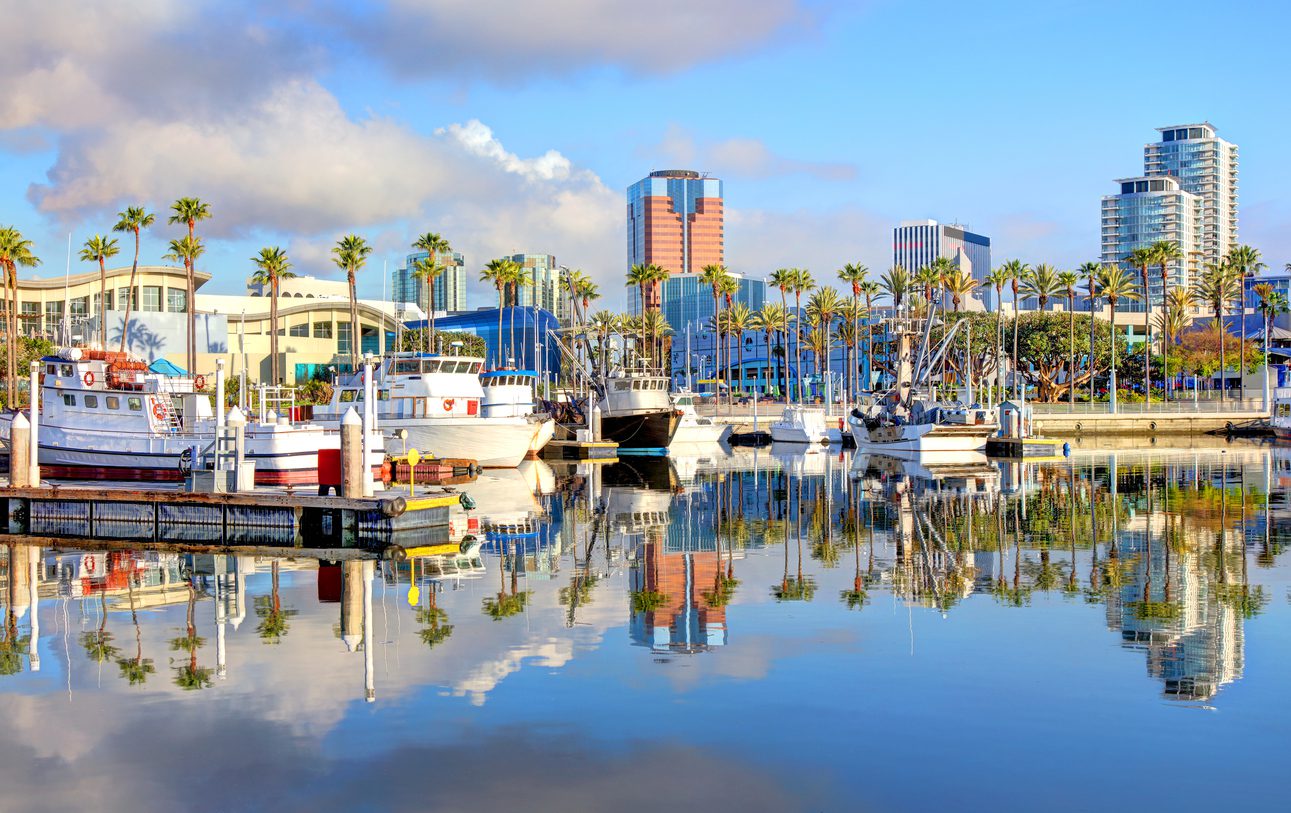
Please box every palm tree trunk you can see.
[496,285,505,366]
[118,230,140,354]
[1011,289,1020,400]
[98,257,108,349]
[794,293,803,404]
[348,273,359,369]
[270,279,279,384]
[1089,292,1097,404]
[1068,304,1075,404]
[1141,266,1151,403]
[1218,306,1226,401]
[509,282,517,363]
[428,276,436,346]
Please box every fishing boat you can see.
[0,348,367,484]
[769,404,829,444]
[1272,387,1291,439]
[670,391,731,444]
[595,370,679,449]
[479,369,556,457]
[314,353,538,468]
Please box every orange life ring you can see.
[443,398,455,411]
[83,371,95,387]
[194,374,206,390]
[84,557,95,574]
[152,401,166,421]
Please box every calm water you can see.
[1,443,1289,813]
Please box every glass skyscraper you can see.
[507,254,566,323]
[1144,124,1239,267]
[627,169,724,311]
[892,220,993,307]
[392,250,467,313]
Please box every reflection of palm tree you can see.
[482,542,532,620]
[840,486,866,610]
[169,578,212,690]
[416,588,454,647]
[80,591,120,666]
[116,573,154,686]
[255,561,297,644]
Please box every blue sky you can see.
[2,0,1288,308]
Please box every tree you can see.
[942,268,977,312]
[1253,282,1288,402]
[250,247,294,384]
[410,256,446,353]
[913,265,940,312]
[837,263,868,402]
[331,234,372,368]
[411,232,451,341]
[724,301,751,395]
[769,268,797,400]
[79,235,120,350]
[1194,262,1242,398]
[1002,260,1029,397]
[1009,313,1129,401]
[1096,263,1141,404]
[1079,261,1102,403]
[625,263,655,368]
[1059,271,1079,402]
[111,207,156,355]
[857,280,881,393]
[161,234,206,370]
[754,302,789,397]
[700,264,732,402]
[790,269,816,403]
[0,227,40,406]
[982,267,1009,400]
[1149,240,1184,397]
[1225,244,1265,401]
[168,198,211,374]
[879,265,910,317]
[506,263,532,363]
[1124,247,1158,401]
[1021,264,1063,311]
[806,287,842,404]
[481,258,516,366]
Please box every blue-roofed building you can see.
[405,308,561,383]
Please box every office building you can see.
[1144,123,1239,267]
[892,220,992,307]
[626,169,724,311]
[393,249,467,313]
[1100,176,1202,312]
[507,253,566,322]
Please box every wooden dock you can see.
[542,439,619,461]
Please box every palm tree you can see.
[1254,283,1288,405]
[857,280,881,393]
[1149,242,1184,398]
[169,579,211,691]
[1124,247,1158,401]
[699,264,731,397]
[0,227,40,406]
[806,287,842,406]
[331,234,372,368]
[981,267,1009,401]
[255,561,298,643]
[506,263,532,363]
[411,232,451,341]
[574,277,599,320]
[482,258,515,366]
[1225,244,1265,401]
[1194,262,1242,399]
[1020,264,1063,311]
[753,302,788,397]
[1079,261,1102,403]
[942,268,977,312]
[168,198,211,374]
[115,575,154,686]
[1096,263,1141,411]
[625,263,656,368]
[724,300,752,398]
[110,207,155,355]
[913,265,940,312]
[879,265,910,318]
[790,269,816,403]
[643,311,674,376]
[409,256,445,353]
[1059,271,1079,403]
[250,247,295,384]
[79,235,120,350]
[769,268,797,400]
[838,263,868,402]
[161,235,206,372]
[1001,260,1029,398]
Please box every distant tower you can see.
[626,170,724,313]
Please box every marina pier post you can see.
[10,413,30,488]
[28,361,39,486]
[341,407,364,498]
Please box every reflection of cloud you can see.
[452,638,575,705]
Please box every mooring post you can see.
[28,361,40,486]
[590,401,602,442]
[362,559,375,702]
[10,412,30,488]
[362,353,376,497]
[216,358,226,429]
[341,406,363,499]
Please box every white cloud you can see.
[646,124,856,181]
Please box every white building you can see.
[1144,123,1239,268]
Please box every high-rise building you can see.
[507,253,566,322]
[1144,123,1239,267]
[626,169,724,311]
[392,250,467,313]
[892,220,992,307]
[1100,176,1202,311]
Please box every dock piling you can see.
[10,413,30,488]
[341,407,363,499]
[28,361,39,486]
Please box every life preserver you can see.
[443,398,455,411]
[83,371,95,387]
[152,401,167,421]
[84,557,95,574]
[194,375,206,390]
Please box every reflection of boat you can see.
[851,450,1000,492]
[770,441,829,476]
[315,354,538,467]
[769,405,828,444]
[670,392,731,444]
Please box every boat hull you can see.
[528,416,556,458]
[672,420,731,444]
[848,417,997,452]
[601,410,678,449]
[381,416,537,467]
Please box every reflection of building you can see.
[629,531,727,654]
[627,169,724,309]
[1104,532,1244,701]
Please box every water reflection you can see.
[0,445,1288,810]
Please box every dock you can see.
[542,439,619,461]
[986,436,1064,458]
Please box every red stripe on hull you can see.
[39,464,382,486]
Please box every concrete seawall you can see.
[1034,411,1267,436]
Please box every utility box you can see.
[997,401,1032,439]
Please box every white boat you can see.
[848,398,997,452]
[670,392,731,445]
[1272,387,1291,439]
[769,405,829,444]
[480,369,556,457]
[0,348,369,485]
[595,370,679,449]
[314,354,538,468]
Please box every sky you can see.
[2,0,1289,310]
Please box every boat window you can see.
[106,396,120,410]
[614,381,629,391]
[127,397,143,411]
[395,360,419,374]
[420,359,440,374]
[339,389,357,403]
[378,389,390,401]
[60,364,74,377]
[85,395,98,409]
[46,364,56,375]
[62,394,76,406]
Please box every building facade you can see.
[507,254,566,322]
[1100,176,1203,313]
[247,274,348,299]
[892,220,992,307]
[393,250,467,314]
[1144,123,1239,268]
[627,170,724,310]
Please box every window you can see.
[62,394,76,406]
[395,360,419,374]
[312,321,332,339]
[85,395,99,409]
[141,286,162,312]
[289,324,308,337]
[46,364,56,375]
[378,389,390,401]
[166,288,187,313]
[60,364,73,377]
[127,396,142,411]
[69,297,88,317]
[277,327,285,336]
[106,396,121,410]
[117,287,138,310]
[94,291,113,312]
[339,389,357,402]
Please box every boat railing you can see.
[255,385,298,424]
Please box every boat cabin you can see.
[322,354,487,420]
